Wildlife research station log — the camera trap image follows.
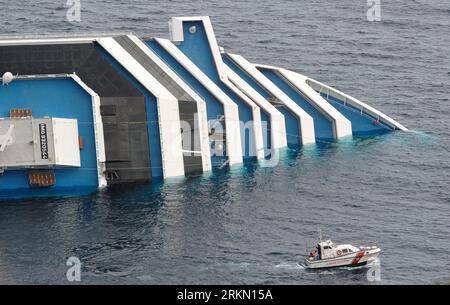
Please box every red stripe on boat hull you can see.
[352,251,365,265]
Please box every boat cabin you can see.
[311,240,360,260]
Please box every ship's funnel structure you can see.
[165,17,266,161]
[0,16,407,199]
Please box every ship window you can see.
[342,249,348,254]
[324,246,331,250]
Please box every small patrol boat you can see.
[304,233,381,269]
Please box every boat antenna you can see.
[319,229,323,242]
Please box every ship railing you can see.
[307,78,407,131]
[0,31,136,41]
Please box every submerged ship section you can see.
[0,16,407,199]
[0,74,105,197]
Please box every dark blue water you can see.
[0,0,449,284]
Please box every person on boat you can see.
[310,248,317,259]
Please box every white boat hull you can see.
[304,248,380,269]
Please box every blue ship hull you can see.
[0,17,407,200]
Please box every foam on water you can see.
[274,263,304,270]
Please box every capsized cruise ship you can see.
[0,16,407,200]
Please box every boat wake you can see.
[274,262,305,270]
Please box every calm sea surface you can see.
[0,0,449,284]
